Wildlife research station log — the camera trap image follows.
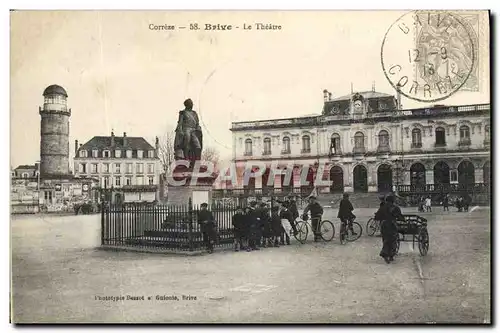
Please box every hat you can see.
[200,202,208,207]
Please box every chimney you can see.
[328,92,332,101]
[372,81,376,92]
[123,132,127,146]
[155,136,159,149]
[75,140,78,154]
[323,89,328,102]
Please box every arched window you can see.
[435,127,446,146]
[412,128,422,148]
[459,125,470,139]
[330,133,341,155]
[354,132,364,148]
[263,138,272,155]
[282,137,291,154]
[302,135,311,153]
[378,130,390,148]
[244,139,253,156]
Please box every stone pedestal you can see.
[166,165,217,207]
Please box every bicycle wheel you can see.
[346,222,362,242]
[418,228,429,256]
[319,220,335,241]
[366,218,379,236]
[294,220,309,244]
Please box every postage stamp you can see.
[381,11,477,102]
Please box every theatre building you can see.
[229,88,490,201]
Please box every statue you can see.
[174,98,203,168]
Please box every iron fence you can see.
[101,199,240,252]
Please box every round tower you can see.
[39,84,71,177]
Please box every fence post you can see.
[188,197,194,252]
[101,197,105,245]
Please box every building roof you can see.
[43,84,68,97]
[329,91,394,102]
[15,165,36,170]
[79,136,155,151]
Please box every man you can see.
[197,203,217,254]
[302,196,324,242]
[174,98,203,166]
[279,201,294,245]
[442,194,449,212]
[232,207,246,252]
[259,203,272,248]
[287,197,299,236]
[425,196,432,212]
[270,206,283,247]
[338,193,357,237]
[375,195,404,264]
[247,201,261,251]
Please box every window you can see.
[148,176,154,185]
[103,177,110,188]
[412,129,422,148]
[263,138,272,155]
[44,191,52,201]
[114,163,121,173]
[302,135,311,153]
[148,150,155,158]
[103,150,110,158]
[245,139,253,156]
[79,163,87,174]
[92,149,98,158]
[126,150,132,158]
[354,132,365,148]
[126,163,133,173]
[115,150,121,158]
[91,163,98,174]
[282,137,291,154]
[378,130,390,147]
[435,127,446,146]
[147,163,154,174]
[79,150,87,157]
[330,133,341,155]
[115,177,121,187]
[450,170,458,182]
[459,125,470,139]
[137,150,143,158]
[22,173,29,178]
[136,176,144,185]
[125,177,132,186]
[103,163,110,173]
[136,163,144,173]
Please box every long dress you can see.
[375,203,403,260]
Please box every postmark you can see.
[381,11,476,102]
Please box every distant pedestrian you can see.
[232,207,246,252]
[442,194,449,211]
[197,203,217,254]
[425,196,432,212]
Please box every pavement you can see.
[11,206,491,323]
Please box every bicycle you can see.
[366,217,381,236]
[339,218,362,244]
[293,216,335,244]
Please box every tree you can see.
[201,146,220,170]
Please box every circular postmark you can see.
[381,11,475,103]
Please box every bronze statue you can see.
[174,98,203,167]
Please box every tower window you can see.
[92,149,98,158]
[137,150,144,159]
[148,150,155,158]
[79,150,87,158]
[115,150,121,158]
[103,150,110,158]
[126,150,132,158]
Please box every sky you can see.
[10,10,490,168]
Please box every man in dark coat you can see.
[337,193,357,236]
[197,203,217,253]
[232,207,246,251]
[247,201,261,251]
[279,201,294,245]
[375,195,404,263]
[302,196,324,242]
[442,194,449,211]
[286,198,299,236]
[270,206,283,247]
[259,203,272,248]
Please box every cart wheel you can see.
[346,222,362,242]
[366,218,378,236]
[294,220,308,244]
[418,229,429,256]
[320,220,335,241]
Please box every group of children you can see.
[231,198,300,252]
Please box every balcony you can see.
[243,151,253,157]
[281,149,291,155]
[411,142,422,149]
[458,138,471,147]
[376,145,391,154]
[434,142,447,149]
[262,150,272,156]
[353,146,366,155]
[301,148,311,154]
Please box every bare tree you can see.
[201,146,221,170]
[157,128,176,174]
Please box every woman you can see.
[375,194,404,264]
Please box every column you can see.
[343,162,353,193]
[368,162,377,193]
